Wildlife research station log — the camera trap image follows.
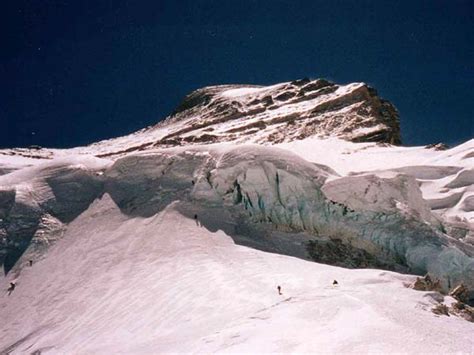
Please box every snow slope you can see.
[1,197,473,354]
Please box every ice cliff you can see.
[1,145,473,301]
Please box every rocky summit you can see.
[157,78,401,146]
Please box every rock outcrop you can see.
[156,79,401,146]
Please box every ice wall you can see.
[0,146,473,300]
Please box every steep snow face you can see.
[0,156,111,273]
[2,145,473,300]
[1,199,473,354]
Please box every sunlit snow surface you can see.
[1,198,473,354]
[0,135,473,353]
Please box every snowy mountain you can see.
[84,78,400,157]
[1,78,473,353]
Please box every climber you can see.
[29,260,33,267]
[194,214,200,227]
[7,282,16,296]
[191,180,195,185]
[342,206,348,216]
[333,280,338,286]
[277,285,282,295]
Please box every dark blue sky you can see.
[1,0,472,148]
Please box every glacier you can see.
[2,144,473,299]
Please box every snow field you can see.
[1,195,473,354]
